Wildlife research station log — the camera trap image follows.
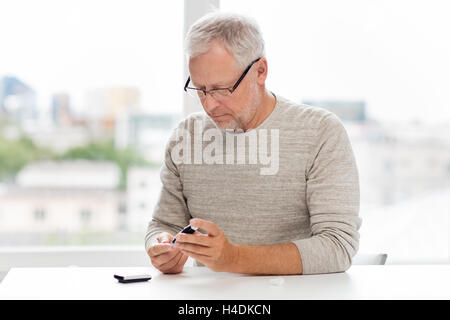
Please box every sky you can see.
[1,0,450,124]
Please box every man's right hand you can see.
[147,232,188,274]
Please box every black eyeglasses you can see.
[184,57,261,101]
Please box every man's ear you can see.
[256,58,268,85]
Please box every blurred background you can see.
[0,0,449,265]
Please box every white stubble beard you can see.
[215,82,262,132]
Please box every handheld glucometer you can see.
[171,224,198,246]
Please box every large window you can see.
[221,0,450,263]
[0,0,183,246]
[1,0,449,265]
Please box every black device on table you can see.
[113,274,152,283]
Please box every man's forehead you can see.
[188,42,240,87]
[189,63,238,88]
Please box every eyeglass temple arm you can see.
[231,58,261,92]
[184,76,191,91]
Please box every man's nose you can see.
[202,92,220,113]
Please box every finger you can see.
[176,242,212,257]
[162,253,189,274]
[190,218,221,237]
[159,251,183,271]
[148,243,173,257]
[152,247,180,267]
[157,232,173,244]
[181,249,211,265]
[176,233,213,247]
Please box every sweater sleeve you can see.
[293,113,362,274]
[144,126,191,252]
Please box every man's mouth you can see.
[211,114,228,120]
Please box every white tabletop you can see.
[0,265,449,300]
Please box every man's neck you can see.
[242,90,276,132]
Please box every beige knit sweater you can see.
[145,94,361,275]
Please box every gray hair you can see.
[185,11,266,69]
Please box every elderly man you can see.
[145,12,361,275]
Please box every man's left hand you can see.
[174,218,238,272]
